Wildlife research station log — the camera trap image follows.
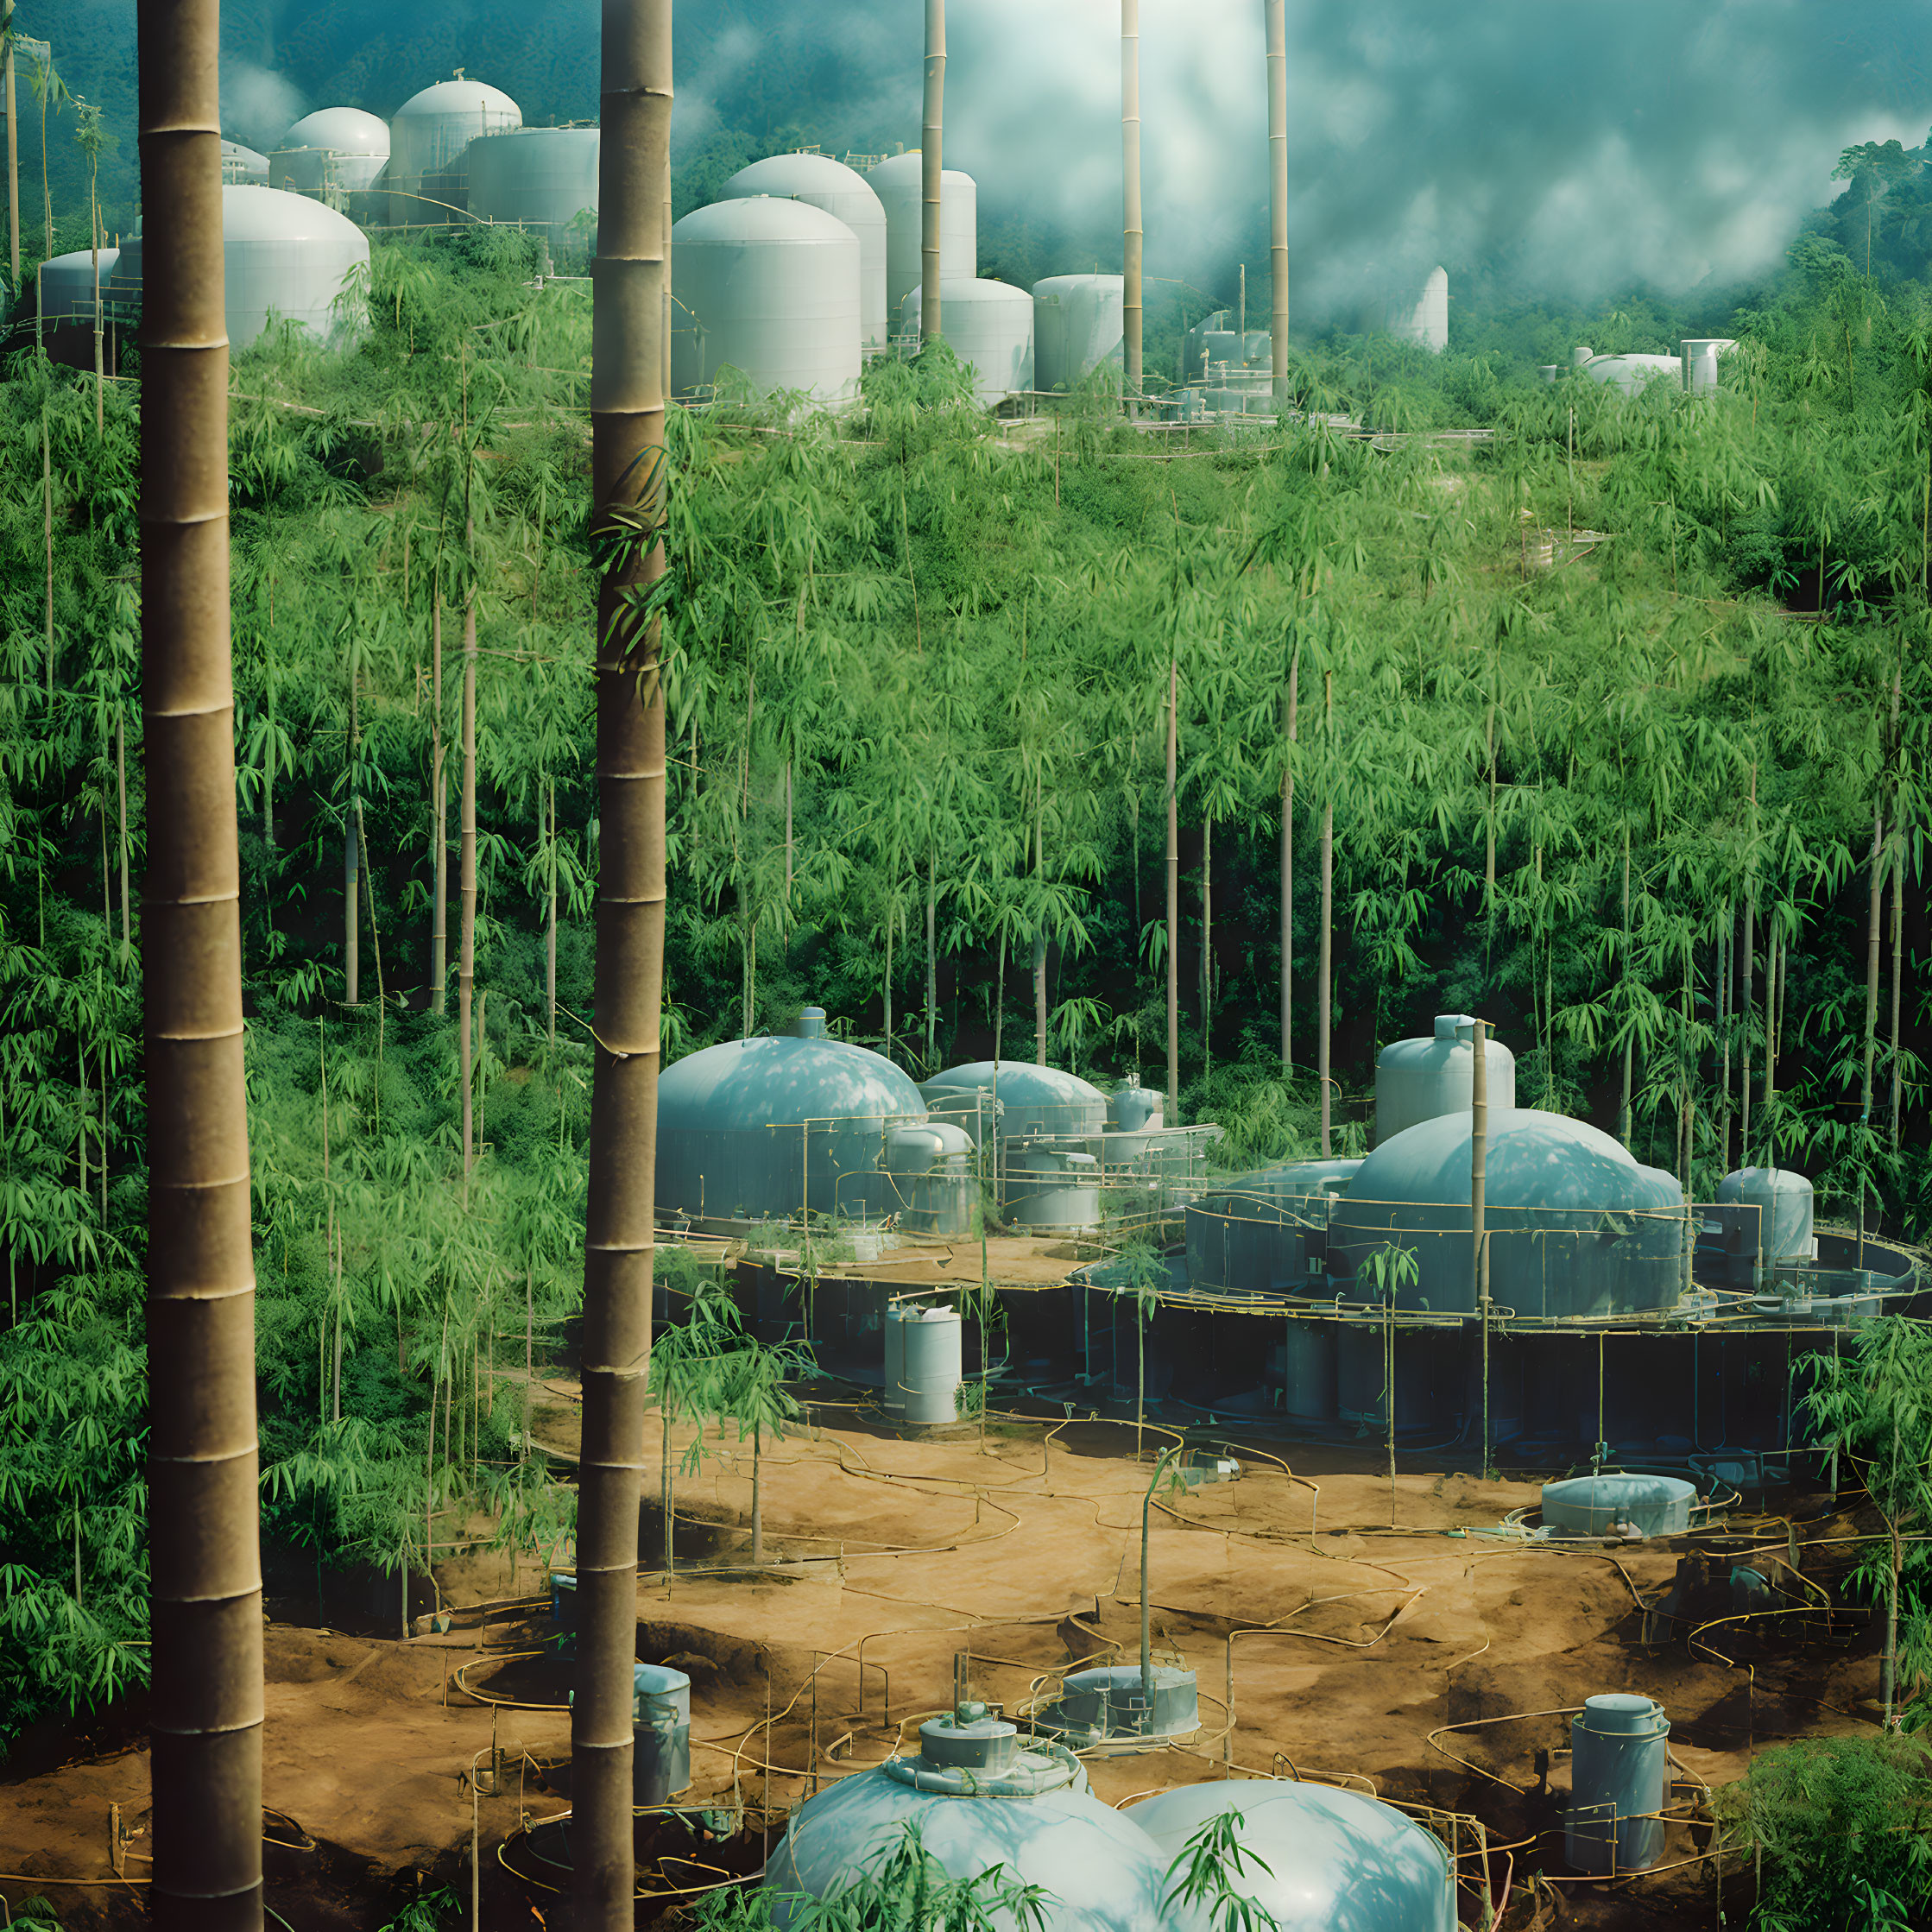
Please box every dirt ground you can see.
[0,1388,1882,1930]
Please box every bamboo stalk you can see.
[920,0,944,345]
[1318,670,1334,1157]
[574,0,670,1912]
[1266,0,1287,404]
[459,594,477,1178]
[1279,650,1297,1068]
[431,593,446,1013]
[1165,653,1179,1124]
[3,0,16,292]
[546,779,558,1048]
[138,0,264,1917]
[1121,0,1142,404]
[345,658,360,1006]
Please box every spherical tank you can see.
[1329,1108,1683,1318]
[111,187,369,351]
[765,1708,1177,1931]
[1375,1014,1517,1145]
[466,127,600,246]
[387,78,521,224]
[1033,274,1124,393]
[270,107,390,198]
[900,279,1034,405]
[1126,1780,1455,1932]
[723,155,888,353]
[654,1011,923,1224]
[670,197,862,406]
[924,1060,1106,1144]
[865,151,975,324]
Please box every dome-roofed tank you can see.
[1329,1108,1683,1318]
[1580,352,1682,397]
[466,127,600,252]
[722,154,887,353]
[220,138,270,185]
[900,279,1034,404]
[388,76,521,224]
[111,187,369,351]
[1717,1167,1814,1264]
[922,1061,1106,1145]
[764,1702,1177,1930]
[36,247,118,371]
[656,1008,966,1230]
[1375,1015,1516,1146]
[670,197,862,406]
[1125,1779,1455,1932]
[1033,273,1124,393]
[269,107,390,199]
[866,151,975,325]
[1186,1159,1363,1296]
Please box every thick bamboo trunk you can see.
[431,595,447,1014]
[920,0,944,344]
[138,0,264,1920]
[1279,646,1297,1067]
[574,0,670,1915]
[458,600,477,1172]
[1121,0,1141,401]
[1165,655,1178,1123]
[1266,0,1287,405]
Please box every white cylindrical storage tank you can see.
[467,127,601,250]
[1032,274,1124,393]
[671,197,862,406]
[38,247,117,322]
[220,139,270,186]
[866,152,975,328]
[1374,1014,1517,1146]
[888,1304,962,1425]
[900,279,1033,405]
[1680,337,1736,395]
[387,78,521,224]
[270,107,390,199]
[1567,1694,1669,1875]
[112,186,369,352]
[1717,1167,1815,1263]
[1580,353,1683,397]
[1386,264,1448,352]
[722,155,888,354]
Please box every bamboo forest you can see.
[6,1,1932,1925]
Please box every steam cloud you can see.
[680,0,1932,313]
[221,59,310,155]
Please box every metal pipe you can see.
[1266,0,1287,402]
[1121,0,1141,402]
[920,0,944,345]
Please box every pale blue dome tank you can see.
[656,1010,968,1230]
[1125,1779,1455,1932]
[1187,1159,1363,1295]
[1328,1108,1683,1317]
[763,1707,1184,1931]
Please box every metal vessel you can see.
[866,151,975,322]
[269,107,390,203]
[466,127,600,254]
[1033,273,1124,393]
[722,154,888,352]
[1375,1015,1517,1146]
[1566,1694,1669,1874]
[387,76,521,225]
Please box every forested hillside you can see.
[3,180,1929,1746]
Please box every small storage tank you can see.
[1033,273,1124,393]
[1037,1666,1198,1747]
[1329,1108,1684,1319]
[466,127,600,251]
[723,154,888,353]
[1375,1015,1516,1146]
[1006,1147,1101,1232]
[670,197,862,405]
[1717,1167,1814,1266]
[1127,1779,1455,1932]
[866,151,976,324]
[1541,1473,1695,1537]
[900,279,1034,404]
[387,76,521,224]
[923,1061,1107,1146]
[36,247,117,372]
[220,139,270,186]
[1567,1694,1669,1875]
[1680,338,1736,395]
[269,107,390,201]
[764,1703,1173,1929]
[1579,353,1683,397]
[884,1302,963,1425]
[1386,264,1449,352]
[632,1662,691,1804]
[111,186,369,351]
[1272,1323,1339,1423]
[880,1121,976,1236]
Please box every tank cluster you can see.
[1542,338,1739,393]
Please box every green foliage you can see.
[1163,1809,1283,1932]
[1716,1733,1932,1932]
[376,1887,463,1932]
